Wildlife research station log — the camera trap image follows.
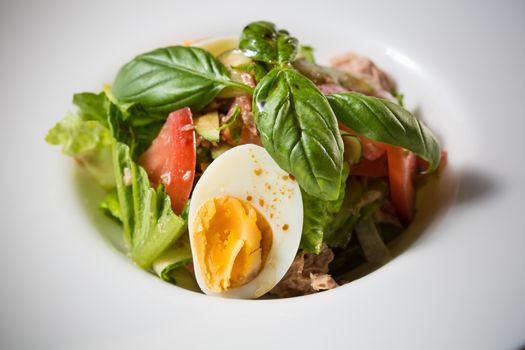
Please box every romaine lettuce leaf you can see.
[48,89,188,269]
[99,190,122,223]
[112,141,186,268]
[45,112,111,155]
[106,92,188,267]
[73,92,109,126]
[45,111,115,189]
[106,97,163,159]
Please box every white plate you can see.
[1,1,524,349]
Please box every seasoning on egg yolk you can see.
[192,196,272,292]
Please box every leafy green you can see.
[111,141,186,268]
[106,95,188,267]
[239,21,298,65]
[152,235,193,283]
[112,46,252,116]
[219,105,242,143]
[218,105,241,131]
[107,99,163,159]
[300,165,349,253]
[323,179,363,248]
[46,112,111,155]
[327,92,441,171]
[45,111,115,189]
[73,92,109,125]
[324,179,387,248]
[99,190,122,223]
[253,67,345,201]
[46,89,162,190]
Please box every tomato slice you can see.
[416,150,448,174]
[386,145,417,224]
[138,108,196,215]
[350,154,388,177]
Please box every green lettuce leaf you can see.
[48,89,187,269]
[73,91,109,126]
[99,190,122,223]
[111,141,186,268]
[108,94,188,267]
[46,111,110,155]
[107,98,163,159]
[45,111,115,189]
[300,165,349,253]
[324,179,388,248]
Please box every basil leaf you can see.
[300,165,349,253]
[254,68,345,200]
[327,92,440,171]
[112,46,251,116]
[111,141,186,268]
[239,21,298,65]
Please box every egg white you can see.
[188,144,303,299]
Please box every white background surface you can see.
[1,0,524,349]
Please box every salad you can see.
[46,21,444,299]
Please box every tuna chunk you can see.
[331,52,394,92]
[269,245,338,298]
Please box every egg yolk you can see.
[192,196,272,292]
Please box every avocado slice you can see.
[195,111,220,142]
[342,135,362,165]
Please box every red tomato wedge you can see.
[138,108,196,215]
[386,145,417,224]
[416,150,448,175]
[350,154,389,177]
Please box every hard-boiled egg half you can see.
[188,144,303,299]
